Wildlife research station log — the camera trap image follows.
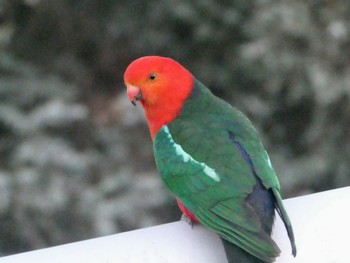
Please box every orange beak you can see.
[126,84,142,106]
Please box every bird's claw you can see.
[181,213,194,228]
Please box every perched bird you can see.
[124,56,296,262]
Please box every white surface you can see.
[1,187,350,263]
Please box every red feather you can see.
[176,198,199,223]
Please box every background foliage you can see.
[0,0,349,255]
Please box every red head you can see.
[124,56,194,138]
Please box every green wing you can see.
[153,80,296,261]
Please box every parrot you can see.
[124,56,296,263]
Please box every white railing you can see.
[0,187,349,263]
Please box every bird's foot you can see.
[181,213,195,228]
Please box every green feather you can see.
[153,79,296,261]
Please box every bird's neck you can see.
[143,80,194,140]
[144,101,184,139]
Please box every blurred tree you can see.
[0,0,349,256]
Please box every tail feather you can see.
[222,238,272,263]
[272,188,297,257]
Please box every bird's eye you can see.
[149,73,156,80]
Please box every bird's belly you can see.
[176,197,199,222]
